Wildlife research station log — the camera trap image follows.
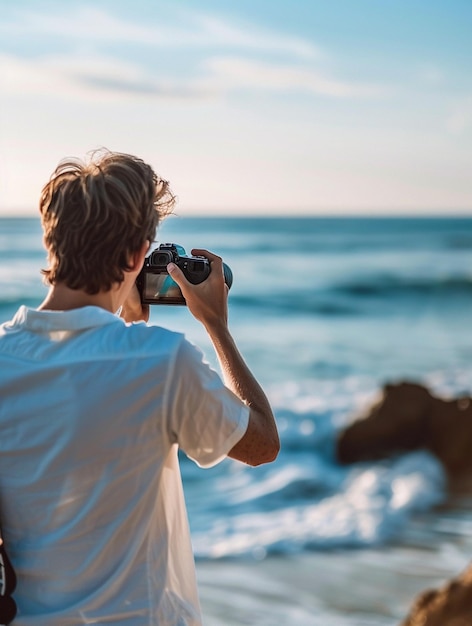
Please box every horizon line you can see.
[1,211,472,220]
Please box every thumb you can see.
[167,262,187,288]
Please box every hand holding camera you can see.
[136,243,232,306]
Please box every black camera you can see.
[136,243,233,305]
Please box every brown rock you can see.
[336,381,472,475]
[336,384,472,625]
[400,563,472,625]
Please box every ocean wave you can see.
[229,274,472,316]
[445,234,472,250]
[230,294,359,316]
[0,297,42,320]
[187,374,469,561]
[334,275,472,299]
[192,451,446,560]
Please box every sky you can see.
[0,0,471,216]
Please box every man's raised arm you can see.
[167,249,280,467]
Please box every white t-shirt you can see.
[0,306,249,625]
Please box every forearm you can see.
[205,322,280,465]
[207,322,272,415]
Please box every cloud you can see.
[0,5,319,59]
[0,51,386,102]
[188,11,320,59]
[0,5,387,102]
[200,57,386,99]
[0,6,155,44]
[446,95,472,134]
[416,64,445,87]
[0,53,207,101]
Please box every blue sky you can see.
[0,0,471,215]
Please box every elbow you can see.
[268,436,281,463]
[250,437,280,467]
[229,412,281,466]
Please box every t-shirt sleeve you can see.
[164,338,250,468]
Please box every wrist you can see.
[204,319,230,341]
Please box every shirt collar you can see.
[8,305,124,333]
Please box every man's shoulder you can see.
[103,320,186,358]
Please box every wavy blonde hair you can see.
[40,149,175,294]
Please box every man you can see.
[0,150,279,625]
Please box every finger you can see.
[167,262,188,288]
[191,249,222,265]
[191,249,224,279]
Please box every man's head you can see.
[40,149,175,294]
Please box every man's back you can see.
[0,306,248,625]
[0,149,278,624]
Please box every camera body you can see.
[136,243,232,305]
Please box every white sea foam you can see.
[188,372,472,560]
[192,450,446,559]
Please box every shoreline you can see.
[196,540,468,626]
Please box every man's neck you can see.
[38,283,120,314]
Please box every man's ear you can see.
[129,241,150,272]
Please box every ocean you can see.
[2,215,472,625]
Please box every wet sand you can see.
[197,549,460,626]
[196,501,472,626]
